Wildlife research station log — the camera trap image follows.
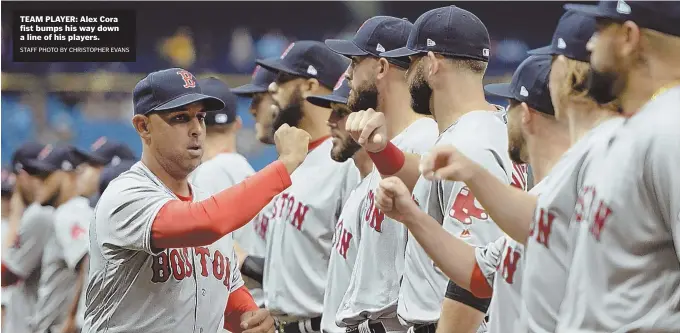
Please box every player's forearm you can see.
[403,210,477,291]
[1,263,21,287]
[240,256,264,285]
[368,142,422,191]
[151,161,291,249]
[465,166,537,245]
[224,286,259,332]
[68,256,88,317]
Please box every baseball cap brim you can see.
[484,83,515,100]
[306,94,348,109]
[23,159,57,175]
[256,58,304,78]
[231,83,269,96]
[563,4,608,19]
[527,45,554,56]
[380,46,420,58]
[73,148,108,166]
[152,93,225,113]
[325,39,369,57]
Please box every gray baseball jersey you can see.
[398,111,512,325]
[244,201,274,308]
[336,118,438,327]
[476,181,546,333]
[29,196,91,332]
[516,117,624,333]
[2,203,54,333]
[263,139,360,317]
[189,152,262,306]
[557,86,680,332]
[82,162,243,333]
[322,174,373,333]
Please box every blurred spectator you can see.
[229,27,256,72]
[159,27,196,69]
[494,39,531,64]
[255,30,289,60]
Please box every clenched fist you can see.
[240,308,275,333]
[376,177,420,224]
[419,145,480,182]
[345,108,387,153]
[274,124,311,174]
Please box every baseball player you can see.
[346,6,512,333]
[1,143,55,333]
[254,41,359,332]
[304,75,370,333]
[190,77,268,307]
[232,66,279,145]
[556,2,680,331]
[324,16,438,333]
[376,55,564,333]
[82,67,310,333]
[1,168,16,329]
[406,10,624,332]
[74,137,137,207]
[13,145,90,333]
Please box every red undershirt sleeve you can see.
[223,286,259,332]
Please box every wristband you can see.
[367,142,405,176]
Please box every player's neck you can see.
[141,151,191,197]
[620,63,680,117]
[431,78,495,133]
[299,104,331,142]
[55,179,78,207]
[378,82,424,140]
[564,101,619,145]
[202,134,236,162]
[527,124,570,184]
[352,149,373,178]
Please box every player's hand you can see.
[376,177,420,223]
[274,124,311,174]
[346,108,387,153]
[240,309,275,333]
[419,145,480,182]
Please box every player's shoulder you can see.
[97,162,168,205]
[442,110,507,146]
[395,117,438,153]
[54,196,90,217]
[23,202,55,225]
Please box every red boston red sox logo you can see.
[70,224,86,240]
[449,186,488,225]
[176,70,196,88]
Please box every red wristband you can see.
[367,142,405,176]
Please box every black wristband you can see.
[240,256,264,284]
[444,280,491,314]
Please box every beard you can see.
[348,81,379,112]
[272,87,304,132]
[331,136,362,162]
[508,126,527,164]
[586,67,620,105]
[409,67,432,115]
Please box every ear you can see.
[301,78,321,98]
[233,116,243,130]
[427,51,439,77]
[620,21,641,57]
[132,114,151,140]
[376,58,390,81]
[520,102,534,134]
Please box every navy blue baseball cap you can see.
[306,74,351,108]
[528,11,595,63]
[325,16,413,69]
[11,142,47,173]
[380,6,491,62]
[565,1,680,37]
[24,145,87,175]
[255,41,351,90]
[484,55,555,116]
[133,68,225,115]
[231,65,277,96]
[198,77,238,125]
[75,137,136,167]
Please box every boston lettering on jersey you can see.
[333,219,354,260]
[254,213,270,241]
[271,193,310,230]
[499,245,521,284]
[150,247,232,289]
[364,190,385,233]
[573,186,613,242]
[529,208,556,248]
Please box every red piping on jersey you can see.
[224,286,259,332]
[469,262,493,298]
[151,160,292,249]
[1,263,21,287]
[308,135,330,151]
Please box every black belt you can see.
[413,323,437,333]
[345,322,387,333]
[277,316,322,333]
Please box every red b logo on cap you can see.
[176,70,196,89]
